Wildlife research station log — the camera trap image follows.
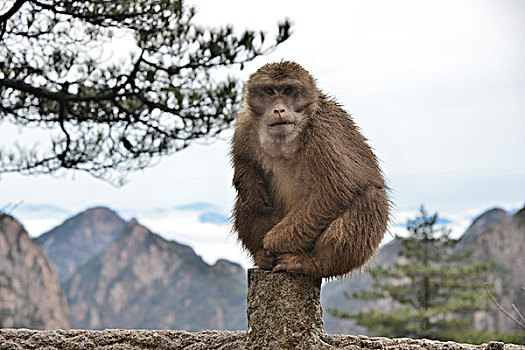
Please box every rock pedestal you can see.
[245,268,328,349]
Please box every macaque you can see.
[231,61,389,278]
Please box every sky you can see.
[1,0,524,268]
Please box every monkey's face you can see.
[246,77,315,141]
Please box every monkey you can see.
[231,61,389,278]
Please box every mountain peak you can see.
[78,206,121,218]
[127,218,139,226]
[460,207,509,245]
[63,214,247,331]
[513,205,525,226]
[471,207,509,226]
[36,207,127,281]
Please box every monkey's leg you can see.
[273,187,388,278]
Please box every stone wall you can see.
[2,328,522,349]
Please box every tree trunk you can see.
[245,268,329,349]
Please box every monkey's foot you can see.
[273,253,318,275]
[254,249,276,270]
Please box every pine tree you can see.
[0,0,291,184]
[332,206,491,342]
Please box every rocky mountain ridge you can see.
[35,207,126,281]
[322,206,525,335]
[0,214,69,329]
[465,207,525,332]
[63,218,246,330]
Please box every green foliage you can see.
[0,0,291,184]
[444,328,525,344]
[332,206,494,343]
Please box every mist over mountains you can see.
[0,204,523,335]
[12,202,247,268]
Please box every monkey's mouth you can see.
[267,120,296,136]
[268,121,295,127]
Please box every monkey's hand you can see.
[263,220,314,254]
[263,199,334,254]
[254,249,277,270]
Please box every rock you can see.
[487,342,505,350]
[246,268,327,349]
[0,329,245,350]
[0,214,69,329]
[458,208,510,249]
[1,329,523,349]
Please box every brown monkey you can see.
[231,61,389,278]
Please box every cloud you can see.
[388,206,478,241]
[0,202,72,237]
[138,212,250,268]
[176,202,216,211]
[199,212,231,225]
[17,203,71,216]
[508,207,520,215]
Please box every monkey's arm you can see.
[232,156,273,214]
[263,191,343,254]
[264,119,386,254]
[233,156,281,269]
[234,199,279,270]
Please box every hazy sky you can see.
[1,0,524,267]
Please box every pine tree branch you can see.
[0,0,28,23]
[484,283,525,330]
[0,0,29,40]
[0,79,120,102]
[511,304,525,326]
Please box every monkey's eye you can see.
[265,87,275,96]
[283,87,293,95]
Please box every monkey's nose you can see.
[273,108,286,115]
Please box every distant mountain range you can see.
[0,204,523,334]
[63,217,246,330]
[322,206,525,335]
[36,207,246,330]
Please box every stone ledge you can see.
[1,329,523,350]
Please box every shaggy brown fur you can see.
[231,61,389,278]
